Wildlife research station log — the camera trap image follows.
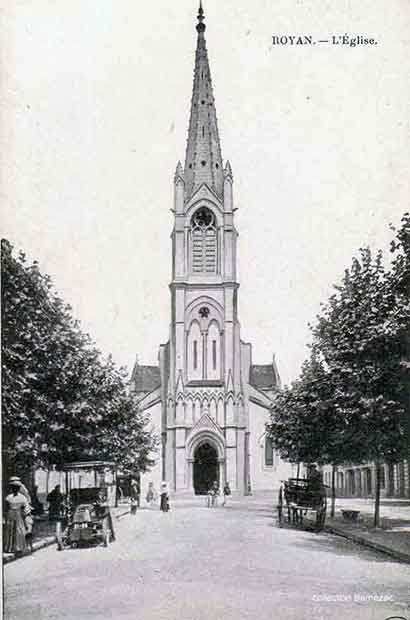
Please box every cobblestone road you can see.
[4,495,410,620]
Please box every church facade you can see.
[130,5,294,496]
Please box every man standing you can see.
[306,464,323,494]
[222,481,231,506]
[47,485,63,520]
[130,479,140,514]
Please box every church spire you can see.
[184,2,223,201]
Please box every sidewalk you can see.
[3,516,56,565]
[323,496,410,563]
[2,505,131,565]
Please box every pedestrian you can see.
[211,480,219,507]
[31,485,44,516]
[135,479,141,508]
[3,477,32,556]
[160,482,170,512]
[130,496,137,515]
[306,464,323,492]
[47,484,63,520]
[222,481,231,506]
[206,485,213,508]
[146,482,157,505]
[94,490,116,541]
[130,478,140,514]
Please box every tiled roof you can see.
[131,364,161,393]
[250,365,278,391]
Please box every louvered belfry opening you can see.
[190,207,217,273]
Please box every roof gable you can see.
[131,363,161,393]
[250,364,278,391]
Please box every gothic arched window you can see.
[207,321,221,380]
[188,321,203,380]
[187,313,222,382]
[190,207,217,273]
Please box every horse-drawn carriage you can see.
[277,477,327,529]
[56,487,115,550]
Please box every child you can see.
[222,481,231,506]
[211,481,220,507]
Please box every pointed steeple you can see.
[174,161,184,184]
[184,2,223,201]
[224,160,233,180]
[226,368,234,394]
[175,369,184,395]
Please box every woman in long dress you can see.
[160,482,169,512]
[4,477,31,555]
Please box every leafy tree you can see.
[389,213,410,466]
[267,353,366,516]
[1,238,75,476]
[267,356,334,466]
[391,213,410,297]
[268,222,409,525]
[312,247,407,525]
[1,239,158,484]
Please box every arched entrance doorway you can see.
[193,442,219,495]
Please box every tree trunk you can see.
[296,462,300,479]
[331,464,336,518]
[374,460,381,528]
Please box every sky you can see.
[1,0,409,385]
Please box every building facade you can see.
[322,461,410,499]
[130,5,294,497]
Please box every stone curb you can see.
[325,524,410,564]
[3,535,56,565]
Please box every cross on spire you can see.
[196,1,205,33]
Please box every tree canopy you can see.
[1,239,158,478]
[267,214,409,476]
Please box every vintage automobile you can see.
[56,488,115,550]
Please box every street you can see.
[4,495,410,620]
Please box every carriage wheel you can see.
[71,541,78,549]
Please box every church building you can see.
[130,4,294,496]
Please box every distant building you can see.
[322,461,410,499]
[130,5,294,496]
